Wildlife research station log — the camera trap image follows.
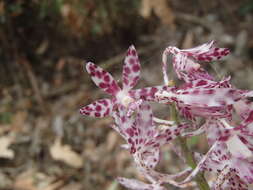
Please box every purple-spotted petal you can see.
[232,157,253,184]
[181,40,230,62]
[156,123,190,145]
[162,41,230,82]
[157,88,244,108]
[80,98,113,117]
[122,45,141,90]
[130,85,173,102]
[221,174,248,190]
[234,99,253,120]
[204,119,227,145]
[86,62,121,96]
[179,77,231,90]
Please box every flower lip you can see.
[116,90,135,107]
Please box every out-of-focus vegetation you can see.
[0,0,146,86]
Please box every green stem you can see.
[170,103,210,190]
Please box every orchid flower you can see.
[112,102,191,189]
[181,111,253,189]
[117,167,194,190]
[155,78,253,119]
[184,110,253,151]
[181,142,252,190]
[162,40,230,84]
[80,45,168,117]
[154,41,242,120]
[80,40,253,190]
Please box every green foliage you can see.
[239,0,253,15]
[187,136,200,148]
[0,112,12,124]
[39,0,65,19]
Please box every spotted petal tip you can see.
[80,99,113,118]
[122,45,141,90]
[86,62,121,96]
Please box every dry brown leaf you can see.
[60,183,82,190]
[139,0,175,27]
[106,131,118,151]
[43,180,64,190]
[12,111,27,132]
[14,169,64,190]
[182,31,194,49]
[0,136,14,159]
[50,138,83,168]
[14,170,37,190]
[0,125,11,135]
[139,0,152,18]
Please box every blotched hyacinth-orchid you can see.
[181,111,253,189]
[162,40,230,84]
[112,102,191,189]
[80,45,168,117]
[156,41,253,119]
[81,41,253,190]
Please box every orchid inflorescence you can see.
[80,41,253,190]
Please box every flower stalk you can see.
[170,103,210,190]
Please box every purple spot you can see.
[213,51,219,56]
[89,65,95,71]
[132,64,140,72]
[96,71,102,78]
[95,112,101,117]
[123,78,129,85]
[196,80,207,86]
[126,128,134,137]
[99,82,107,88]
[204,89,214,95]
[104,108,110,116]
[95,105,102,111]
[166,137,172,141]
[124,67,131,74]
[104,75,110,82]
[90,72,95,77]
[131,49,137,56]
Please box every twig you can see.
[20,57,47,113]
[175,12,212,31]
[43,81,79,98]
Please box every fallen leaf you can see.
[14,169,64,190]
[43,180,64,190]
[60,183,82,190]
[139,0,175,27]
[106,131,118,151]
[14,170,37,190]
[0,136,14,159]
[182,31,194,49]
[50,138,83,168]
[11,111,27,132]
[139,0,152,18]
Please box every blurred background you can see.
[0,0,253,189]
